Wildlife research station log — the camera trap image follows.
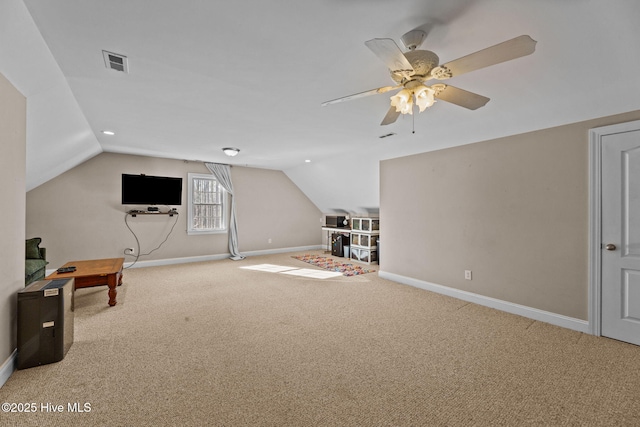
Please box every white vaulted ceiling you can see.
[2,0,640,213]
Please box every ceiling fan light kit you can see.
[390,89,412,114]
[322,30,536,126]
[390,82,442,115]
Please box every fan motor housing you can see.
[390,50,440,84]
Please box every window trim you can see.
[187,172,228,235]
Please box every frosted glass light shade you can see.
[390,89,413,115]
[414,86,436,112]
[222,147,240,157]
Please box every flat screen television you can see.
[121,174,183,206]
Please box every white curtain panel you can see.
[205,163,245,260]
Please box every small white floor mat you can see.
[241,264,342,279]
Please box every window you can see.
[187,173,227,234]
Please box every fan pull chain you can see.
[412,104,416,134]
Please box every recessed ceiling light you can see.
[102,130,115,135]
[305,159,311,163]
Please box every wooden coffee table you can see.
[46,258,124,306]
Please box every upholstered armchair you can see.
[25,237,47,285]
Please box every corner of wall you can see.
[0,71,27,388]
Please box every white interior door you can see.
[601,127,640,346]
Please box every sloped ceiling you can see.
[2,0,640,213]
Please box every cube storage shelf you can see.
[351,218,379,232]
[350,217,379,265]
[350,232,378,249]
[351,247,378,264]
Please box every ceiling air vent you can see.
[378,133,396,139]
[102,50,129,73]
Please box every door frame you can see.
[588,119,640,336]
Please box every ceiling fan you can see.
[322,30,537,125]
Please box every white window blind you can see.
[188,173,227,234]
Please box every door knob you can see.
[605,243,616,251]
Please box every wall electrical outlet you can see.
[268,238,272,244]
[464,270,472,280]
[125,247,135,255]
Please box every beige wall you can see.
[0,73,26,369]
[380,110,640,321]
[26,153,322,268]
[232,166,323,251]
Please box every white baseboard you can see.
[124,253,231,269]
[122,245,323,268]
[239,245,323,258]
[0,349,17,388]
[44,245,325,274]
[378,270,590,334]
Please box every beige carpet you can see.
[2,250,639,426]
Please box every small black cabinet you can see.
[17,278,74,369]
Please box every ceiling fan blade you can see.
[321,85,401,106]
[380,106,401,126]
[364,38,414,79]
[433,35,537,79]
[435,85,490,110]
